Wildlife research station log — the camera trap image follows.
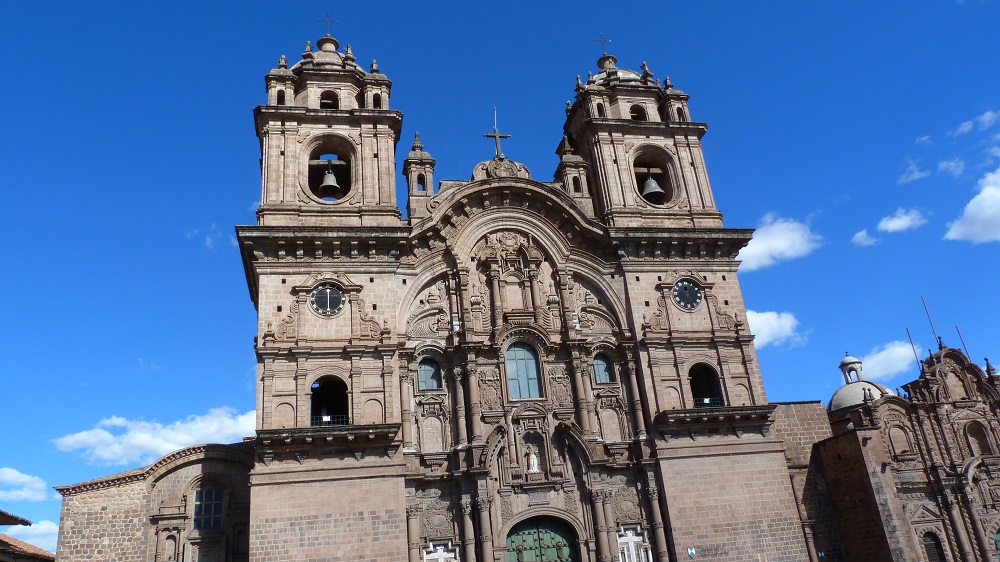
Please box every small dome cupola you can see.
[839,352,864,384]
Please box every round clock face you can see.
[672,279,703,310]
[310,283,345,316]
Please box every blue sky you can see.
[2,1,998,552]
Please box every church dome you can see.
[828,380,894,411]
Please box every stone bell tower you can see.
[257,33,403,227]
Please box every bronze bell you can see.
[318,169,342,198]
[641,174,666,204]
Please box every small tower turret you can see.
[403,132,435,221]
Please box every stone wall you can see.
[56,478,148,562]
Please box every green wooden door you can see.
[506,517,578,562]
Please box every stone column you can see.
[592,491,612,562]
[528,269,544,324]
[602,492,619,561]
[466,367,483,443]
[623,362,646,437]
[400,365,415,449]
[960,490,992,562]
[571,362,593,434]
[802,522,819,562]
[488,267,503,331]
[406,505,421,562]
[476,496,494,562]
[452,368,468,446]
[582,367,599,436]
[943,491,974,561]
[645,481,669,562]
[462,498,478,562]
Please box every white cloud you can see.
[0,467,48,502]
[877,208,928,233]
[53,407,255,466]
[945,165,1000,243]
[851,229,878,247]
[915,135,932,145]
[746,310,803,348]
[861,341,919,381]
[951,110,1000,136]
[5,520,58,553]
[897,161,930,184]
[186,224,222,250]
[737,213,822,271]
[937,158,965,177]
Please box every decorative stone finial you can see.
[587,71,594,83]
[986,358,995,377]
[303,41,312,56]
[576,74,582,87]
[278,55,287,69]
[840,352,864,384]
[565,101,572,115]
[937,336,946,350]
[412,131,423,151]
[371,59,380,73]
[344,44,355,63]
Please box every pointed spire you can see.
[987,357,996,377]
[937,336,946,350]
[558,135,573,155]
[412,131,423,151]
[370,59,380,73]
[344,44,355,63]
[641,61,653,83]
[278,54,287,69]
[303,41,312,56]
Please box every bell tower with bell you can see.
[560,42,722,229]
[256,31,403,227]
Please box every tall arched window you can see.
[418,359,442,390]
[690,364,723,408]
[311,376,349,425]
[372,93,383,109]
[506,343,542,400]
[276,90,286,106]
[193,480,224,531]
[596,103,606,118]
[594,354,614,384]
[320,90,339,109]
[921,532,945,562]
[630,104,648,121]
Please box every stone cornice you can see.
[54,443,254,497]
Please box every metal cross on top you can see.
[318,13,338,36]
[594,33,612,56]
[483,107,510,160]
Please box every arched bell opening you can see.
[307,137,354,202]
[629,104,648,121]
[596,103,606,118]
[276,90,286,106]
[416,173,426,192]
[372,92,383,109]
[505,516,579,562]
[311,376,350,426]
[690,363,724,408]
[319,90,339,110]
[632,150,675,206]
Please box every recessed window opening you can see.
[676,106,687,122]
[308,142,352,202]
[372,93,383,109]
[417,173,426,192]
[630,105,648,121]
[921,533,945,562]
[594,354,614,384]
[418,359,443,390]
[572,177,582,193]
[311,376,349,425]
[193,481,224,531]
[968,422,992,456]
[320,90,339,110]
[690,364,723,408]
[634,153,673,205]
[276,90,286,106]
[506,343,542,400]
[596,103,606,118]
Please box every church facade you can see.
[53,33,1000,562]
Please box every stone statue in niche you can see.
[527,448,541,473]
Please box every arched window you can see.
[633,151,674,206]
[193,480,224,531]
[307,139,353,202]
[889,426,913,456]
[418,359,442,390]
[320,90,339,109]
[417,173,426,192]
[506,343,542,400]
[372,93,383,109]
[968,421,992,456]
[922,532,945,562]
[276,90,286,106]
[690,364,723,408]
[311,376,349,425]
[572,176,582,193]
[676,106,687,122]
[596,103,606,118]
[630,105,648,121]
[594,354,614,384]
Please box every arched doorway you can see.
[506,516,578,562]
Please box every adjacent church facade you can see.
[53,34,1000,562]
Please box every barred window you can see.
[418,359,443,390]
[193,481,223,531]
[594,354,614,384]
[506,343,542,400]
